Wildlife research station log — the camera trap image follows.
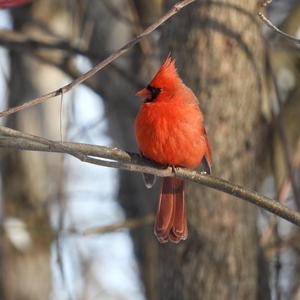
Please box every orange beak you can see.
[136,88,151,98]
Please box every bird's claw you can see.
[171,165,177,174]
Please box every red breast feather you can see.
[135,100,207,168]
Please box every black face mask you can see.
[145,85,161,102]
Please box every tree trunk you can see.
[88,0,270,299]
[1,48,53,300]
[156,1,268,299]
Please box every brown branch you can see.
[0,0,195,118]
[258,0,300,45]
[1,125,300,227]
[0,125,172,176]
[0,29,92,56]
[82,214,154,235]
[0,29,144,88]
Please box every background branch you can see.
[258,0,300,45]
[0,29,144,88]
[82,214,155,236]
[0,0,195,118]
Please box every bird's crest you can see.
[150,55,182,89]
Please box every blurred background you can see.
[0,0,300,299]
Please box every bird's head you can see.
[136,56,183,103]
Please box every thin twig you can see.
[258,0,300,45]
[0,0,195,118]
[1,125,300,227]
[0,29,94,56]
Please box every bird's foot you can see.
[171,165,177,175]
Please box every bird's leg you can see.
[171,165,177,176]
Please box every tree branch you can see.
[258,0,300,45]
[0,0,195,118]
[0,28,93,56]
[0,29,144,88]
[266,52,300,208]
[81,214,155,236]
[1,125,300,227]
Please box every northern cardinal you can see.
[135,56,212,243]
[0,0,32,8]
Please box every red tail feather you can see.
[155,177,187,243]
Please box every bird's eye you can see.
[147,85,161,101]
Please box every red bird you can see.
[0,0,32,8]
[135,56,212,243]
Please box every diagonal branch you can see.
[258,0,300,45]
[1,125,300,227]
[0,0,195,118]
